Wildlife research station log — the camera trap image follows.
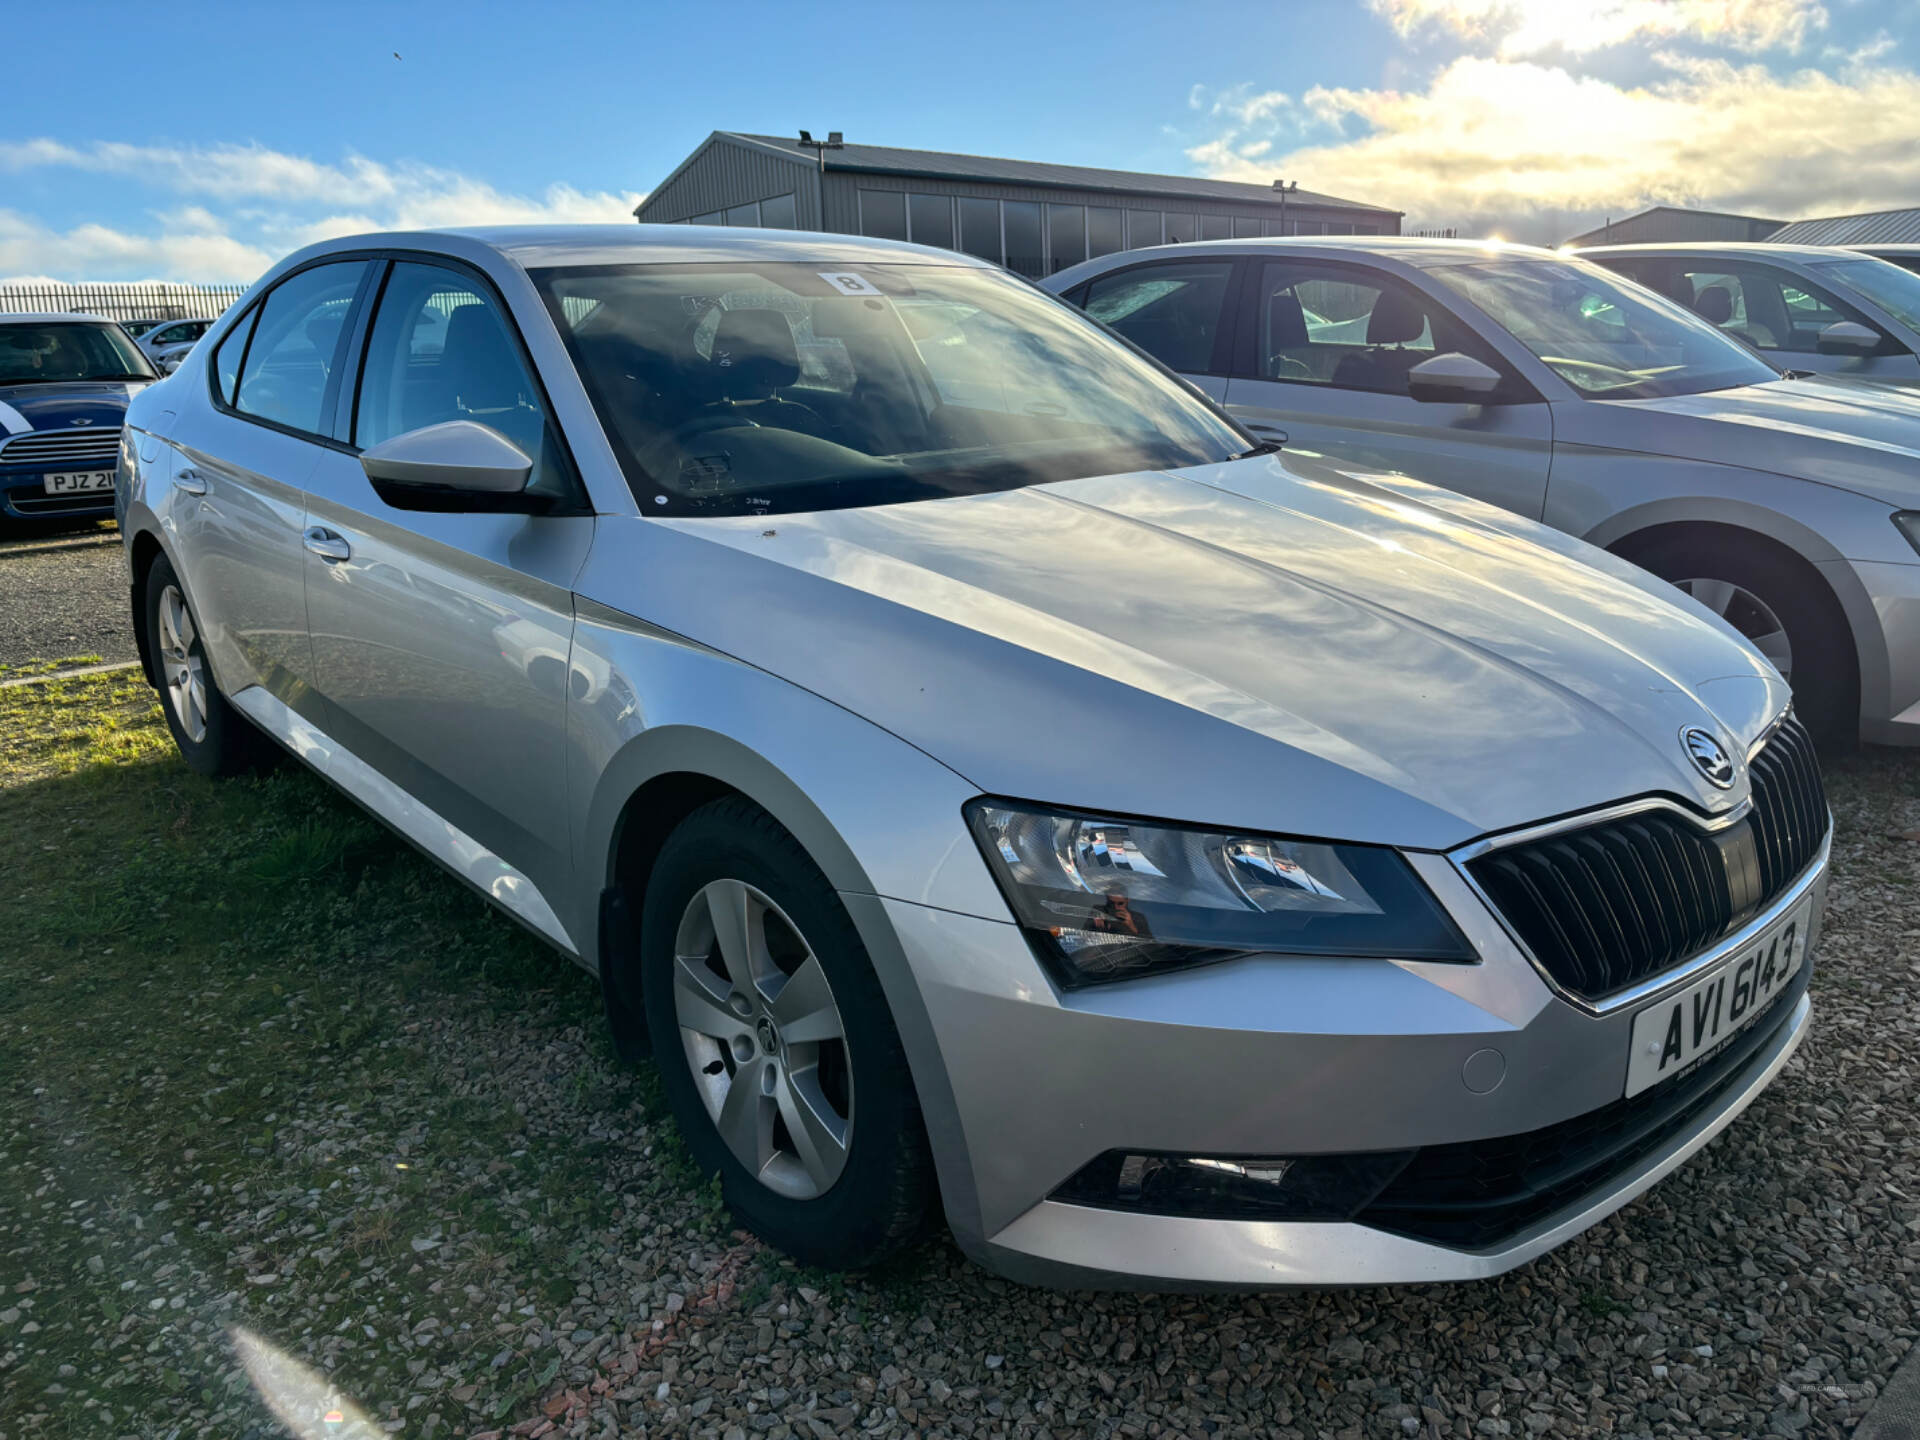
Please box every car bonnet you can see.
[593,452,1786,853]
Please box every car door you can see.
[1221,258,1554,519]
[163,258,370,714]
[1077,257,1237,401]
[302,256,594,917]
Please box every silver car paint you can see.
[1048,237,1920,746]
[120,226,1826,1288]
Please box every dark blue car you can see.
[0,314,158,529]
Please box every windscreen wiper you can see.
[1235,439,1285,458]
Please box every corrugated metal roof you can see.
[723,133,1399,215]
[1768,208,1920,245]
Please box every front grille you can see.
[0,427,123,469]
[1469,715,1826,1001]
[1358,979,1802,1248]
[1746,716,1826,896]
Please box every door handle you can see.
[302,526,352,563]
[174,467,207,495]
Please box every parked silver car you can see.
[1047,238,1920,747]
[118,226,1828,1289]
[1580,243,1920,386]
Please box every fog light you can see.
[1051,1149,1415,1221]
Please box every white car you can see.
[1048,237,1920,747]
[134,316,216,374]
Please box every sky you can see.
[3,0,1918,281]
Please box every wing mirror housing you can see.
[1817,320,1881,356]
[1407,351,1504,404]
[359,421,534,508]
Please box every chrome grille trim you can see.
[0,427,125,468]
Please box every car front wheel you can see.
[1625,532,1858,745]
[636,798,935,1269]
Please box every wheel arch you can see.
[1595,507,1881,731]
[127,524,171,689]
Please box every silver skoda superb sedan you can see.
[116,227,1829,1289]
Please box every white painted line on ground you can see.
[0,659,142,690]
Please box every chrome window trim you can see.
[1445,762,1830,1018]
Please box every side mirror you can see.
[1817,320,1881,356]
[1407,351,1504,404]
[359,420,533,497]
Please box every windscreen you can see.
[1815,256,1920,334]
[1423,257,1781,400]
[0,322,157,384]
[532,261,1248,516]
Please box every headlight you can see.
[964,800,1473,987]
[1895,511,1920,558]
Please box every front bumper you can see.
[867,835,1827,1290]
[1843,558,1920,746]
[1,469,117,521]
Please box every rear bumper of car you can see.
[867,838,1826,1290]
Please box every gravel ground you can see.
[2,686,1916,1439]
[0,529,135,668]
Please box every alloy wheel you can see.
[156,584,210,744]
[671,878,854,1200]
[1676,577,1793,681]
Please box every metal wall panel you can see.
[820,172,1387,239]
[636,138,818,228]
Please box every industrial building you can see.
[1767,207,1920,246]
[633,131,1401,278]
[1560,205,1784,248]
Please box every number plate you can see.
[44,471,115,495]
[1625,896,1810,1098]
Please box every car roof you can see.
[294,223,1002,272]
[1575,242,1852,263]
[0,311,128,325]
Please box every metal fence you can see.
[0,282,250,324]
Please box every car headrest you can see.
[1693,286,1735,325]
[1367,288,1427,345]
[444,304,526,409]
[1268,292,1310,349]
[708,308,800,395]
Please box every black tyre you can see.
[1624,531,1858,745]
[636,797,934,1269]
[143,555,271,777]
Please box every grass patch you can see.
[0,670,681,1436]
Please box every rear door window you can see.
[1081,261,1233,374]
[233,261,368,436]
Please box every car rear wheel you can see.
[143,555,270,777]
[637,797,934,1269]
[1625,532,1857,745]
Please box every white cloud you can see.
[1188,52,1920,243]
[0,140,643,282]
[0,210,274,284]
[1370,0,1829,56]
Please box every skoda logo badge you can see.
[1681,726,1734,788]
